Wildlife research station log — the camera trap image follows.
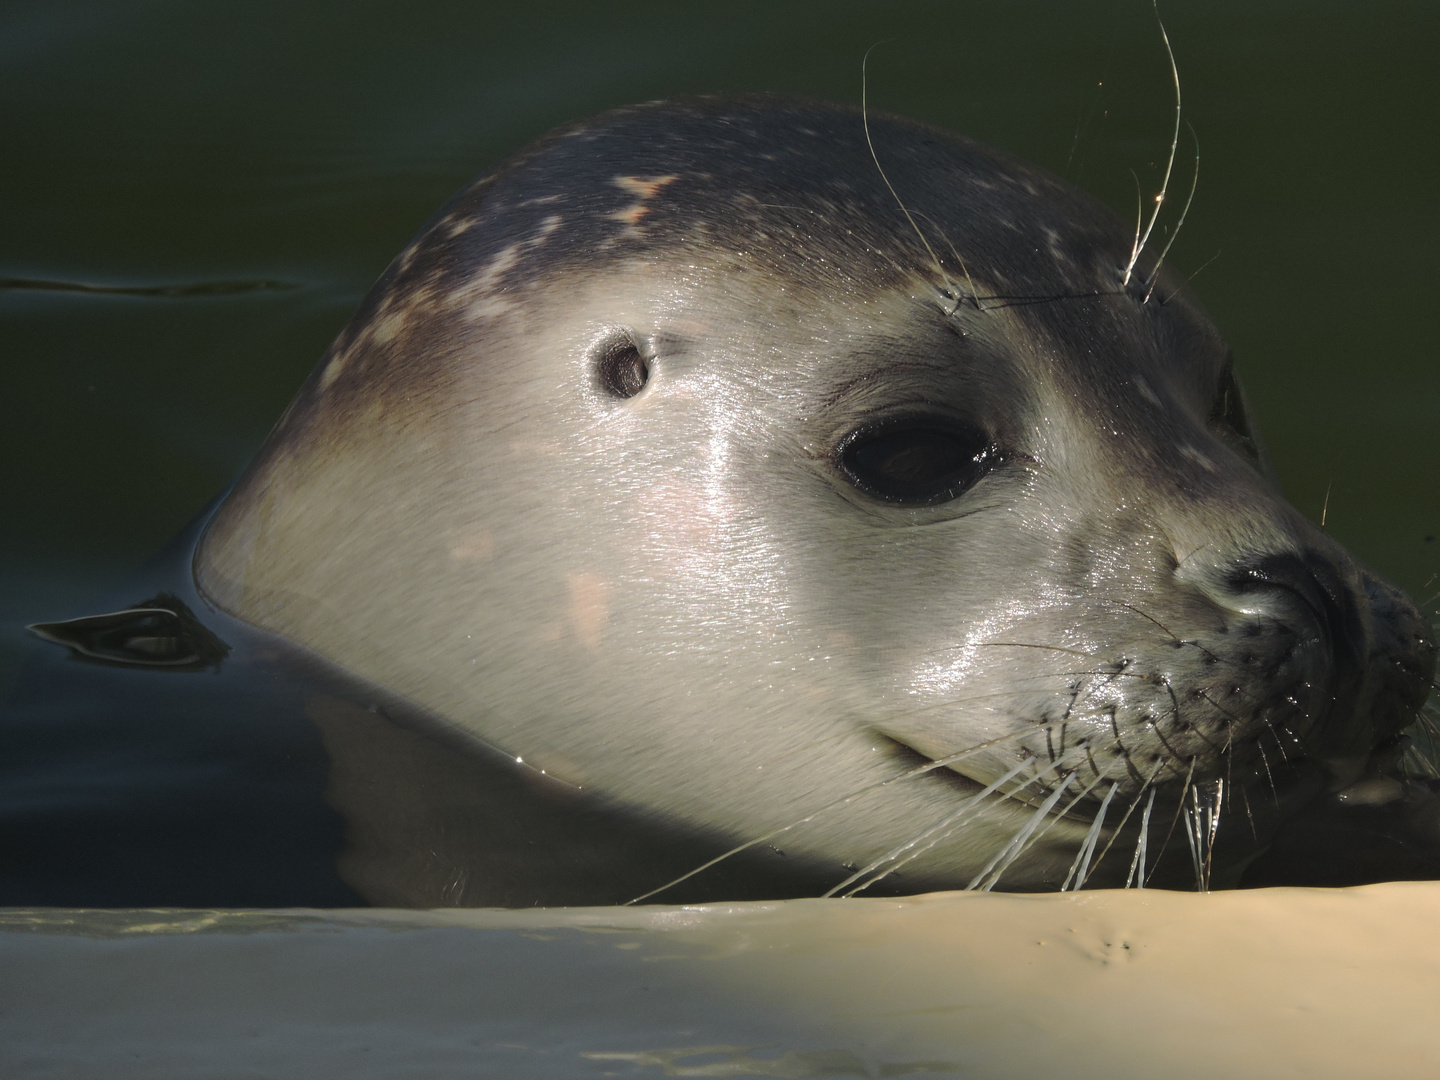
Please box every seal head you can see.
[196,95,1435,900]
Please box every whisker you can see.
[1094,597,1180,642]
[976,769,1116,891]
[1161,249,1222,305]
[1184,789,1204,890]
[852,764,1115,898]
[1239,783,1258,843]
[861,44,977,313]
[1403,710,1440,778]
[625,719,1074,903]
[1124,169,1144,288]
[906,206,989,315]
[1144,756,1197,886]
[1261,716,1296,763]
[851,670,1164,748]
[1202,778,1224,888]
[1125,787,1159,888]
[974,640,1111,661]
[1253,738,1280,805]
[827,756,1042,898]
[1123,0,1183,287]
[1093,597,1223,666]
[1084,754,1169,878]
[967,772,1078,892]
[873,677,1119,724]
[1063,781,1119,890]
[1186,690,1243,756]
[1143,120,1200,303]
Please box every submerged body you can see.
[25,96,1435,905]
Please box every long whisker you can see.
[1125,787,1159,887]
[840,760,1066,898]
[852,667,1172,748]
[1183,778,1224,891]
[1206,779,1224,887]
[861,44,973,313]
[1063,781,1119,889]
[1123,0,1183,287]
[1093,597,1224,666]
[1259,715,1296,763]
[1143,120,1200,303]
[1162,249,1222,304]
[974,640,1112,661]
[874,765,1118,899]
[1183,790,1203,888]
[975,768,1117,891]
[1124,169,1144,286]
[1253,738,1279,804]
[1024,768,1115,843]
[1404,710,1440,778]
[872,675,1127,725]
[905,206,985,316]
[1094,597,1181,641]
[1143,755,1197,885]
[826,756,1043,898]
[625,719,1073,904]
[1081,754,1169,878]
[967,773,1077,892]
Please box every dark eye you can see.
[1209,361,1258,459]
[596,333,649,399]
[839,420,1000,505]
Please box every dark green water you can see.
[3,0,1437,695]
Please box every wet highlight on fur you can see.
[613,15,1439,903]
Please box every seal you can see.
[188,94,1434,904]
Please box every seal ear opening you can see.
[1208,356,1272,474]
[594,331,649,400]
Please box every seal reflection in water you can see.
[189,95,1434,905]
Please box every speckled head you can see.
[196,95,1433,897]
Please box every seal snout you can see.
[1210,551,1434,779]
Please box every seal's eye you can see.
[1209,361,1258,459]
[839,420,1000,505]
[595,333,649,399]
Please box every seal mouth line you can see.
[877,729,1096,818]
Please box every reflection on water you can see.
[0,276,296,297]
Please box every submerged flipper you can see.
[27,593,230,670]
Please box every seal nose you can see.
[1361,567,1439,742]
[1225,552,1375,763]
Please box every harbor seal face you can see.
[195,95,1435,899]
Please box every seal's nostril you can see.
[1228,555,1361,649]
[1228,553,1372,756]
